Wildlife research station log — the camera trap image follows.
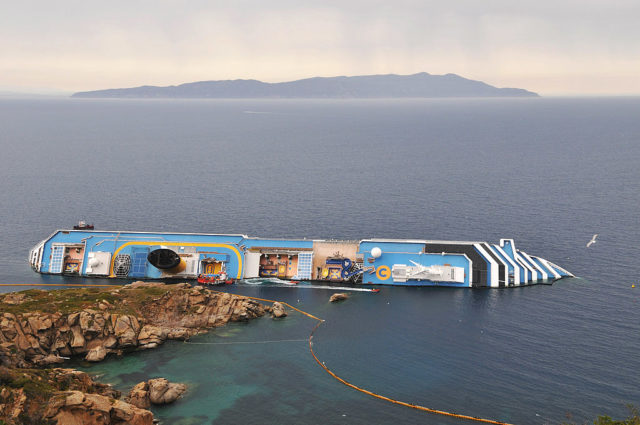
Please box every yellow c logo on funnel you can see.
[376,265,391,280]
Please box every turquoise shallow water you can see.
[72,285,404,425]
[1,98,640,423]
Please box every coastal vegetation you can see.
[0,286,165,316]
[592,407,640,425]
[560,406,640,425]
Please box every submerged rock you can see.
[329,293,349,303]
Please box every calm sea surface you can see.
[1,97,639,424]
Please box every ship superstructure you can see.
[29,228,572,287]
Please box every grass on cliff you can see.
[0,285,179,316]
[562,406,640,425]
[0,367,57,399]
[592,407,640,425]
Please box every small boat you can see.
[371,289,381,293]
[73,220,94,230]
[197,274,234,286]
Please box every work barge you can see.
[29,227,572,287]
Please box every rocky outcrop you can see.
[0,366,140,425]
[148,378,187,404]
[1,293,26,305]
[44,391,153,425]
[137,324,168,349]
[125,378,187,408]
[0,386,26,425]
[271,302,287,318]
[126,381,151,409]
[113,314,140,348]
[329,293,349,303]
[85,345,107,362]
[0,283,268,425]
[0,283,267,368]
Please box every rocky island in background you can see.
[72,72,539,98]
[0,282,276,425]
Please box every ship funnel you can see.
[147,249,186,274]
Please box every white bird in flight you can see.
[586,234,598,248]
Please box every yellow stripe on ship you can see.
[109,242,243,279]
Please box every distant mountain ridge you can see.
[72,72,538,98]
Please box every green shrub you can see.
[594,406,640,425]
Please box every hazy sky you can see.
[2,0,639,95]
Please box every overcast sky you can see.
[2,0,639,95]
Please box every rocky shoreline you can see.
[0,282,274,424]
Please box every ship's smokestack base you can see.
[147,249,186,274]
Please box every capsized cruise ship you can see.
[29,225,573,287]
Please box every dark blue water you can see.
[2,98,640,424]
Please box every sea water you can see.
[1,97,639,424]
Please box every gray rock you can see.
[126,381,151,409]
[41,354,65,365]
[271,302,287,318]
[148,378,187,405]
[85,346,107,362]
[329,293,349,303]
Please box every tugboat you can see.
[73,220,94,230]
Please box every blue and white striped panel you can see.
[129,251,148,278]
[294,252,313,280]
[491,244,521,286]
[49,245,65,273]
[519,251,548,281]
[531,256,560,279]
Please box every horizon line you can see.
[4,92,640,99]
